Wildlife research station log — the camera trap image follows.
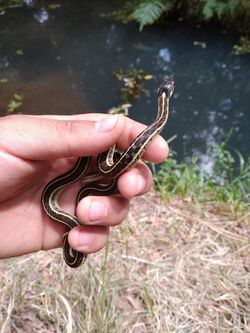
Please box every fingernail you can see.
[95,115,118,133]
[136,174,146,195]
[87,198,108,222]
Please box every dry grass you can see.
[0,192,249,333]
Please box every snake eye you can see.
[158,77,175,98]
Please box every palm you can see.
[0,114,168,260]
[0,154,77,258]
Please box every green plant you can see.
[0,78,8,84]
[6,93,23,114]
[130,0,173,31]
[105,0,250,33]
[0,0,61,15]
[202,0,240,20]
[113,68,152,103]
[155,152,205,199]
[155,143,250,208]
[16,49,24,56]
[0,0,26,14]
[232,36,250,54]
[103,0,173,30]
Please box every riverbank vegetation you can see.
[0,0,25,14]
[155,143,250,211]
[1,0,250,35]
[108,0,250,34]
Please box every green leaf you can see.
[48,4,61,10]
[6,93,23,114]
[16,49,23,56]
[0,78,8,84]
[130,0,172,31]
[228,0,240,14]
[202,0,216,20]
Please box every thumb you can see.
[0,115,125,160]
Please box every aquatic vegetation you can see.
[232,36,250,55]
[113,68,153,104]
[0,78,8,84]
[6,93,23,114]
[193,40,207,48]
[0,0,26,14]
[0,0,61,14]
[16,49,24,56]
[107,69,153,116]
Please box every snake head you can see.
[158,77,175,98]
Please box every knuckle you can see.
[56,120,75,137]
[55,120,76,155]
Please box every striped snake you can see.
[42,78,174,268]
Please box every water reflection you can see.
[158,48,171,63]
[34,8,49,24]
[219,98,232,112]
[24,0,34,6]
[0,73,93,115]
[0,0,249,160]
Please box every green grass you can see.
[155,142,250,210]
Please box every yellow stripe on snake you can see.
[42,78,175,268]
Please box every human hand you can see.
[0,114,168,259]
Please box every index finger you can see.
[36,113,169,163]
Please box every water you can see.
[0,0,249,167]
